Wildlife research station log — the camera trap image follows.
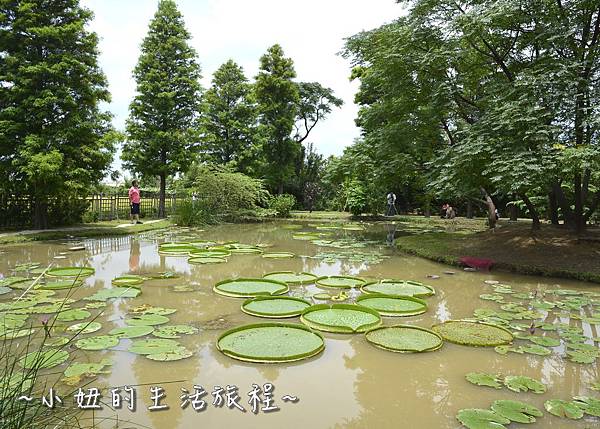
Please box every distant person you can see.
[441,203,448,218]
[446,204,456,219]
[129,180,142,224]
[386,192,397,216]
[495,208,500,220]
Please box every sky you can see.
[81,0,403,171]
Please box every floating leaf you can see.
[490,400,542,423]
[56,309,91,322]
[46,267,95,278]
[125,314,169,326]
[84,288,140,301]
[62,359,112,385]
[431,321,513,347]
[152,325,199,339]
[312,293,332,300]
[503,376,546,394]
[242,296,311,318]
[129,305,176,316]
[109,325,154,338]
[520,344,552,356]
[356,294,427,317]
[19,350,69,369]
[544,399,584,419]
[263,271,318,285]
[300,304,382,333]
[38,280,83,290]
[526,336,560,347]
[217,323,325,363]
[128,338,185,355]
[261,252,295,259]
[573,396,600,417]
[456,409,510,429]
[365,325,442,353]
[362,279,435,297]
[66,322,102,334]
[214,278,289,298]
[112,276,144,288]
[44,336,69,347]
[75,335,119,351]
[188,256,227,264]
[315,275,366,289]
[465,372,503,389]
[146,348,193,361]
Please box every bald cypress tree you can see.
[0,0,114,228]
[123,0,202,218]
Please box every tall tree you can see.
[0,0,114,228]
[123,0,202,217]
[255,44,300,194]
[199,60,257,173]
[294,82,343,143]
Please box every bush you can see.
[174,198,217,226]
[269,194,296,217]
[345,180,367,216]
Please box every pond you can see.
[1,222,598,429]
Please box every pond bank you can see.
[0,219,172,246]
[394,220,600,284]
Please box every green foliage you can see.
[345,180,368,216]
[123,0,202,217]
[269,194,296,217]
[199,60,258,173]
[0,0,115,228]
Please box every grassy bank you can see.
[0,219,172,246]
[394,218,600,283]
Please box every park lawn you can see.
[0,219,172,246]
[395,220,600,283]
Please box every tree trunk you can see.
[573,173,585,234]
[552,181,574,228]
[520,193,540,231]
[548,191,559,225]
[158,173,166,218]
[509,203,518,222]
[33,196,48,229]
[466,200,473,219]
[481,188,496,229]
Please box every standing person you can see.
[446,204,456,219]
[129,180,142,224]
[386,191,397,216]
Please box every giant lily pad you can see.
[263,271,318,285]
[544,399,584,419]
[19,349,69,369]
[503,375,546,394]
[188,256,227,264]
[213,278,289,298]
[189,249,231,258]
[315,275,366,289]
[217,323,325,363]
[365,325,442,353]
[152,325,199,339]
[241,296,311,318]
[125,314,169,326]
[112,276,144,288]
[158,242,196,255]
[109,325,155,338]
[361,279,435,297]
[431,320,513,347]
[465,372,503,389]
[356,294,427,317]
[300,304,382,333]
[46,267,95,278]
[490,400,543,423]
[262,252,295,259]
[75,335,119,351]
[456,409,510,429]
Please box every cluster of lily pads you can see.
[473,280,600,364]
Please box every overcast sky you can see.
[81,0,403,168]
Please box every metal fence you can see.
[86,193,180,221]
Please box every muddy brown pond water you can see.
[1,222,599,429]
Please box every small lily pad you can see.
[152,325,199,339]
[66,322,102,334]
[572,396,600,417]
[490,400,542,423]
[544,399,584,419]
[456,409,510,429]
[62,359,112,385]
[109,325,155,338]
[125,314,170,326]
[84,288,140,301]
[146,348,194,361]
[503,375,546,394]
[75,335,119,351]
[19,349,69,369]
[128,338,183,355]
[56,309,91,322]
[37,280,83,290]
[465,372,503,389]
[188,256,227,264]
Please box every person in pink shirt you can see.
[128,180,142,224]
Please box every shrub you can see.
[345,180,367,216]
[269,194,296,217]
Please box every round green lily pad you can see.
[544,399,584,419]
[67,322,102,334]
[356,294,427,317]
[241,296,312,318]
[262,252,295,259]
[217,323,325,363]
[456,408,510,429]
[313,293,332,300]
[189,249,232,258]
[300,304,382,333]
[365,325,443,352]
[128,338,182,355]
[152,325,199,338]
[125,314,170,326]
[158,242,196,255]
[188,256,227,264]
[146,348,194,361]
[38,280,83,290]
[43,336,70,347]
[46,267,95,278]
[75,335,119,351]
[214,278,289,298]
[112,276,144,288]
[109,325,154,338]
[315,275,366,289]
[263,271,318,285]
[19,349,69,369]
[431,320,513,347]
[84,288,140,301]
[2,329,36,340]
[361,279,435,297]
[56,309,91,322]
[491,400,543,423]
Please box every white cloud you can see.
[82,0,404,167]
